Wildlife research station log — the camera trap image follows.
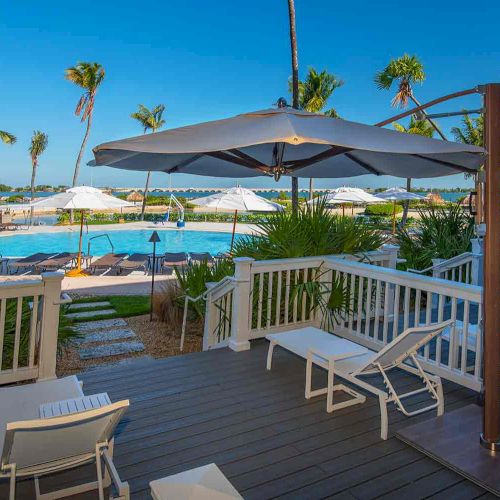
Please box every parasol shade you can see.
[91,107,485,180]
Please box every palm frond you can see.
[0,130,16,145]
[451,113,483,147]
[29,131,48,159]
[131,103,166,133]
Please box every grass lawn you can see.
[67,295,151,322]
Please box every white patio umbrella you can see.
[376,187,425,233]
[309,186,384,215]
[190,186,283,251]
[31,186,133,276]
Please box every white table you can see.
[150,463,242,500]
[266,327,369,413]
[39,393,111,418]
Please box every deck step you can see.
[75,328,137,345]
[68,301,111,310]
[66,309,116,319]
[79,341,145,360]
[74,318,127,332]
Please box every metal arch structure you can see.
[377,84,500,451]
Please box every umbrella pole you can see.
[66,211,87,277]
[342,204,345,217]
[230,210,238,253]
[392,201,396,234]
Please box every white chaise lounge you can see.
[0,376,130,500]
[266,320,453,440]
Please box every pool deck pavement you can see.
[0,220,257,238]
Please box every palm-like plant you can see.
[130,104,166,220]
[451,114,484,147]
[297,68,343,116]
[393,116,434,137]
[65,62,105,187]
[293,67,343,199]
[29,131,48,219]
[0,131,17,145]
[393,117,434,223]
[375,54,425,108]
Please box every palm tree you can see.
[294,67,343,198]
[393,116,434,225]
[65,62,105,187]
[452,113,484,220]
[0,131,16,145]
[288,0,299,214]
[130,104,166,220]
[29,131,49,221]
[374,54,445,140]
[451,114,483,147]
[297,67,343,116]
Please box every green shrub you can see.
[397,205,474,271]
[233,199,383,260]
[365,203,403,217]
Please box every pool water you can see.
[0,229,238,257]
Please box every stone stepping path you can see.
[66,309,116,320]
[74,318,127,332]
[74,328,137,345]
[79,342,145,360]
[70,302,144,362]
[68,301,111,311]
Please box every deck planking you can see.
[0,340,490,499]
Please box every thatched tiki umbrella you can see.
[126,190,144,203]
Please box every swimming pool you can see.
[0,229,238,257]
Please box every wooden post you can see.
[230,209,238,252]
[481,83,500,451]
[229,257,254,352]
[37,272,64,380]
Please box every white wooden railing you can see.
[204,246,483,392]
[203,246,399,351]
[408,252,481,285]
[0,272,66,385]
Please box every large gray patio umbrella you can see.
[91,107,485,180]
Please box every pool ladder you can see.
[87,233,115,257]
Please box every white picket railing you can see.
[204,246,483,392]
[0,272,65,385]
[408,252,482,285]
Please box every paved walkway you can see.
[68,302,145,361]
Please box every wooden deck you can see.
[2,340,494,499]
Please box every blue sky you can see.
[0,0,498,191]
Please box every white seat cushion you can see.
[0,376,83,449]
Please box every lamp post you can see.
[149,230,161,321]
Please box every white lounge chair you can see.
[0,376,130,500]
[266,320,453,440]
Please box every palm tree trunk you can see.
[409,95,447,141]
[287,0,300,214]
[30,159,37,224]
[70,112,93,222]
[401,177,411,226]
[141,171,152,221]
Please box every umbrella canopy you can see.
[91,107,485,180]
[32,186,132,210]
[190,187,283,212]
[376,187,425,201]
[310,186,384,205]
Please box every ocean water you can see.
[0,229,237,257]
[0,190,467,202]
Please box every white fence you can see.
[203,247,483,392]
[0,273,65,385]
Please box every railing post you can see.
[229,257,254,352]
[471,238,484,286]
[380,244,399,269]
[37,272,64,380]
[202,282,217,351]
